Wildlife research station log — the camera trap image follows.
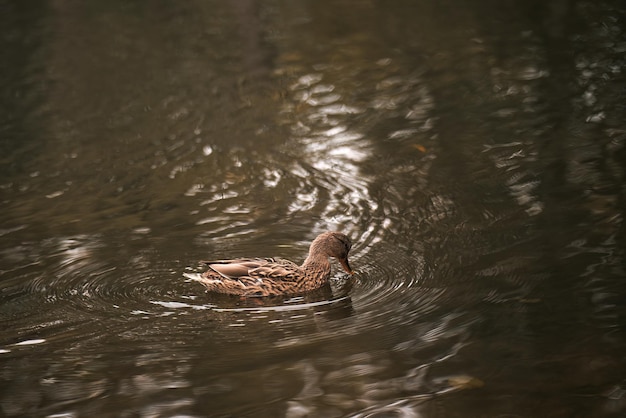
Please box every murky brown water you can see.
[2,1,625,417]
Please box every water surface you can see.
[1,1,625,417]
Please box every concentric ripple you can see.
[0,234,186,325]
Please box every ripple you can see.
[0,235,186,324]
[185,142,375,252]
[349,244,448,329]
[216,296,350,313]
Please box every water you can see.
[1,1,625,416]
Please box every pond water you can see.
[1,1,625,417]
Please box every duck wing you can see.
[203,258,300,281]
[249,258,301,281]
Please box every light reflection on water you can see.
[1,0,626,417]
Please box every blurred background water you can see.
[1,0,625,417]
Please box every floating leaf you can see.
[520,298,541,304]
[447,375,484,390]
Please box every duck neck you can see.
[301,253,332,283]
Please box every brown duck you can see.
[185,232,354,297]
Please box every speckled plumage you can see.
[185,232,354,297]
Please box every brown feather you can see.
[191,232,353,297]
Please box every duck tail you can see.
[183,272,220,283]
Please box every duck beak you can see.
[339,257,354,275]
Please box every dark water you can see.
[2,1,625,416]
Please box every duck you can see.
[184,231,354,297]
